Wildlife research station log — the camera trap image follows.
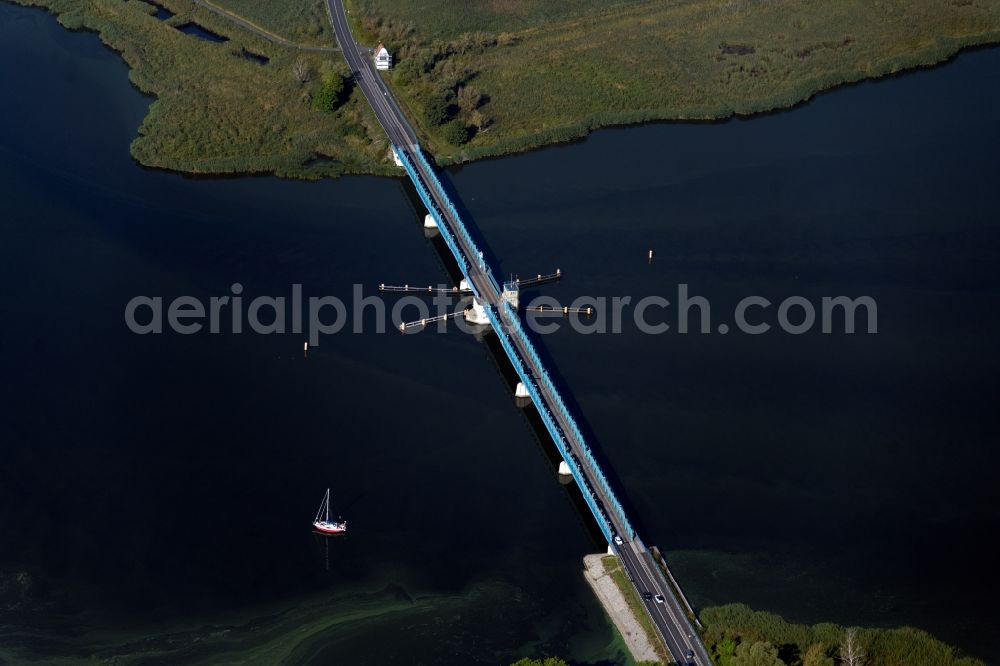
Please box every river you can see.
[1,3,998,663]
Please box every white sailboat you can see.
[312,488,347,535]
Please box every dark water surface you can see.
[1,3,998,662]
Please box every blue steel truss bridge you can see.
[326,0,711,662]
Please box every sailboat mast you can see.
[315,488,330,524]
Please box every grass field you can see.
[348,0,1000,163]
[209,0,333,46]
[10,0,394,178]
[347,0,642,39]
[10,0,1000,177]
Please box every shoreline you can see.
[582,554,665,665]
[5,0,1000,180]
[431,36,1000,168]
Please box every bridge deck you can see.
[326,0,710,661]
[395,146,634,543]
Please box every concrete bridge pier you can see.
[423,213,438,229]
[464,299,491,325]
[514,381,532,408]
[557,459,573,485]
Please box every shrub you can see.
[422,93,449,125]
[312,74,344,112]
[442,120,470,145]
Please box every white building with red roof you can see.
[374,43,392,71]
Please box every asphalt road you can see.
[325,0,415,147]
[326,2,711,663]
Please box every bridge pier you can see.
[558,459,572,476]
[515,380,532,408]
[423,213,438,229]
[464,299,491,325]
[330,4,711,656]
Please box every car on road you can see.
[654,594,665,604]
[642,592,653,601]
[613,535,623,546]
[684,648,696,665]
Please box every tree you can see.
[291,58,311,85]
[732,641,785,666]
[839,629,866,666]
[422,93,449,126]
[442,120,470,145]
[715,636,738,666]
[456,85,483,114]
[312,71,344,112]
[802,643,834,666]
[469,109,492,132]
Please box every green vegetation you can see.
[509,659,569,666]
[9,0,394,178]
[8,0,1000,177]
[313,60,349,111]
[0,578,545,664]
[348,0,1000,163]
[441,119,470,145]
[349,0,633,40]
[601,555,669,664]
[205,0,333,46]
[700,603,983,666]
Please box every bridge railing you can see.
[483,304,614,544]
[396,147,480,300]
[400,143,634,542]
[500,302,635,539]
[411,149,503,298]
